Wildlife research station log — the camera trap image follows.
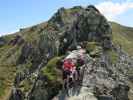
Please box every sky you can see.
[0,0,133,36]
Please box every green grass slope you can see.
[0,22,48,99]
[0,45,17,99]
[110,22,133,56]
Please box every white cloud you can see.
[96,1,133,21]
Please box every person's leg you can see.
[66,70,72,89]
[68,73,74,88]
[63,70,68,89]
[77,68,80,81]
[76,70,79,80]
[73,70,78,81]
[63,79,66,89]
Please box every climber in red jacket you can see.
[63,59,75,71]
[62,58,77,89]
[63,59,75,78]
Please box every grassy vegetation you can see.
[41,56,63,81]
[69,7,82,14]
[110,22,133,56]
[86,42,102,57]
[1,33,17,43]
[41,56,64,99]
[86,42,97,52]
[0,45,12,57]
[0,65,16,97]
[0,44,19,98]
[0,81,5,97]
[19,79,31,93]
[112,31,133,55]
[108,50,119,64]
[23,30,40,45]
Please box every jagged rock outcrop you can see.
[50,5,112,54]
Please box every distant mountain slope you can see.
[110,22,133,56]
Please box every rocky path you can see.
[52,51,133,100]
[52,86,97,100]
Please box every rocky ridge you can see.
[0,5,132,100]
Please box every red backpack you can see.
[63,59,75,71]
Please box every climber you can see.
[62,58,77,89]
[76,55,84,80]
[62,44,86,89]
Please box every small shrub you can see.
[41,56,63,81]
[19,79,31,92]
[86,42,97,53]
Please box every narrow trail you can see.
[52,54,97,100]
[52,86,97,100]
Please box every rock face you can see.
[81,52,131,100]
[8,5,133,100]
[51,5,112,54]
[53,48,132,100]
